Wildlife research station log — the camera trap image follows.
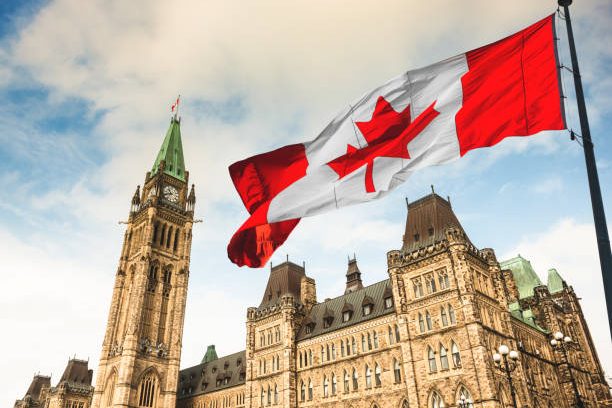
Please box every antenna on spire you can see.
[171,95,181,120]
[405,196,409,210]
[430,185,435,194]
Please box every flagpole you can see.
[558,0,612,337]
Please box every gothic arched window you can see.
[393,358,401,383]
[274,384,278,404]
[388,326,394,345]
[426,311,433,331]
[441,306,448,327]
[331,373,337,395]
[323,375,329,397]
[308,379,313,400]
[428,347,437,373]
[343,369,350,392]
[137,371,158,408]
[429,391,445,408]
[374,363,381,387]
[365,365,372,388]
[451,341,461,368]
[440,344,449,370]
[102,371,116,408]
[449,305,456,324]
[419,313,425,333]
[352,368,358,390]
[457,386,473,407]
[300,381,305,402]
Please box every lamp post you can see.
[550,331,585,408]
[456,394,473,408]
[493,344,520,408]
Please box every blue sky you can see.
[0,0,610,406]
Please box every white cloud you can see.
[529,176,564,194]
[501,218,612,374]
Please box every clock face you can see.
[163,185,179,203]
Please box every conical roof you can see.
[402,193,468,251]
[202,345,218,364]
[500,255,542,299]
[547,268,566,293]
[151,117,186,181]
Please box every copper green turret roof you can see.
[500,255,542,299]
[547,268,566,293]
[201,345,218,364]
[152,117,186,181]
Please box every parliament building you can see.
[14,118,611,408]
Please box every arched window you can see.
[393,358,402,383]
[388,326,394,344]
[448,305,456,324]
[362,334,366,352]
[343,370,350,392]
[365,365,372,388]
[395,324,401,342]
[153,222,160,245]
[374,363,381,387]
[160,224,167,246]
[426,311,433,331]
[309,349,313,366]
[138,371,158,407]
[440,345,449,370]
[331,343,336,360]
[367,333,372,350]
[428,347,437,373]
[102,371,117,408]
[429,391,445,408]
[341,340,345,357]
[308,379,313,400]
[260,387,264,406]
[352,368,358,390]
[373,331,379,348]
[401,399,409,408]
[451,341,461,368]
[299,352,303,368]
[166,226,173,248]
[351,337,356,354]
[441,306,448,327]
[300,381,305,402]
[331,373,337,395]
[173,228,180,252]
[321,346,325,362]
[457,386,473,407]
[419,313,425,333]
[323,375,329,397]
[274,384,278,404]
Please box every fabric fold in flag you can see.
[228,14,565,267]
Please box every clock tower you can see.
[91,115,196,408]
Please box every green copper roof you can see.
[151,117,186,181]
[508,302,548,333]
[201,345,218,364]
[500,255,542,299]
[547,268,565,293]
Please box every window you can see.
[441,306,448,327]
[323,376,329,397]
[362,335,366,352]
[426,311,433,331]
[374,363,381,387]
[351,337,356,355]
[413,278,423,298]
[267,385,271,405]
[457,386,473,407]
[341,340,345,357]
[449,305,456,324]
[331,343,336,360]
[451,341,461,367]
[274,385,278,404]
[138,372,158,407]
[331,373,337,395]
[438,270,449,290]
[309,350,313,366]
[260,389,264,407]
[308,380,313,400]
[395,324,401,342]
[367,333,372,350]
[440,345,449,370]
[343,370,350,392]
[388,326,394,345]
[426,274,437,294]
[300,381,305,402]
[363,304,372,316]
[384,296,393,309]
[102,372,116,408]
[373,331,379,348]
[342,310,352,322]
[428,347,437,373]
[394,358,402,383]
[323,317,333,328]
[419,313,425,333]
[352,368,358,390]
[326,344,330,361]
[430,391,445,408]
[365,365,372,388]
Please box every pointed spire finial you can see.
[431,184,435,194]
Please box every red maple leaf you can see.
[327,96,439,192]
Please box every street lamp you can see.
[456,394,473,408]
[493,344,520,408]
[550,331,585,408]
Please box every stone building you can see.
[176,194,610,408]
[13,115,611,408]
[15,358,93,408]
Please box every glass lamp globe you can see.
[493,353,502,363]
[551,339,558,346]
[554,331,564,340]
[509,350,519,360]
[564,336,572,343]
[498,344,510,355]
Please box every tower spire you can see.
[151,111,186,181]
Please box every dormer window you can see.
[363,304,372,316]
[414,233,420,241]
[384,296,393,309]
[342,310,352,322]
[305,322,315,334]
[323,317,333,328]
[362,295,374,316]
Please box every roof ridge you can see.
[317,278,390,305]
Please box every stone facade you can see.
[13,117,611,408]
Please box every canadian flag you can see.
[228,15,565,267]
